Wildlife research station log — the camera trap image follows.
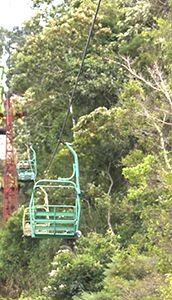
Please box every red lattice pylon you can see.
[3,95,17,224]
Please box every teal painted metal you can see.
[0,65,5,80]
[17,147,37,181]
[0,85,5,99]
[28,142,81,239]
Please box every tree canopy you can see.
[1,0,172,299]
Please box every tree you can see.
[2,0,172,298]
[0,27,8,59]
[0,206,59,297]
[45,233,118,300]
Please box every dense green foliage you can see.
[1,0,172,299]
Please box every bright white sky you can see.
[1,0,35,30]
[0,0,62,82]
[0,0,62,30]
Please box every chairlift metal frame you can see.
[23,142,81,239]
[17,146,37,182]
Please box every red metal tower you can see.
[3,94,18,224]
[0,63,25,225]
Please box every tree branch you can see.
[105,163,115,235]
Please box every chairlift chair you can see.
[17,146,37,182]
[22,142,81,239]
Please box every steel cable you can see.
[44,0,102,176]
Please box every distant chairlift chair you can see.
[17,147,37,182]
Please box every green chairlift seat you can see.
[23,142,81,239]
[17,147,37,182]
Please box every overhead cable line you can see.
[44,0,102,176]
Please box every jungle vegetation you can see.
[1,0,172,299]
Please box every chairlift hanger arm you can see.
[23,141,81,239]
[0,65,5,80]
[44,0,102,176]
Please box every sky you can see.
[1,0,62,31]
[0,0,62,82]
[0,0,36,84]
[1,0,35,31]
